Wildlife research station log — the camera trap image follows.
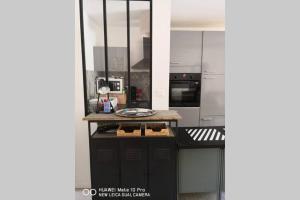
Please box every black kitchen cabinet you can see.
[90,137,176,200]
[148,139,176,200]
[90,139,120,200]
[120,140,148,198]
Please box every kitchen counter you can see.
[83,110,182,122]
[175,126,225,149]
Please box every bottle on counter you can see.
[103,99,111,113]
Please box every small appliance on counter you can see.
[96,76,124,94]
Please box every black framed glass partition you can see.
[129,0,151,108]
[80,0,152,115]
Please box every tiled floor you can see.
[75,189,91,200]
[75,189,224,200]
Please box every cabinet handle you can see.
[201,117,213,121]
[204,69,216,73]
[170,61,180,64]
[203,76,217,79]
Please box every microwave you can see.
[96,77,124,94]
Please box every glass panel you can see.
[129,0,151,108]
[83,0,105,113]
[105,0,128,106]
[82,0,152,111]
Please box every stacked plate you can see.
[115,108,157,118]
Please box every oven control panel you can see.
[170,73,201,81]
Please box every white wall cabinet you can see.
[200,31,225,126]
[200,74,225,126]
[202,31,225,74]
[169,31,225,127]
[170,31,202,73]
[200,74,224,116]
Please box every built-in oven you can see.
[169,73,201,107]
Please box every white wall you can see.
[171,0,225,29]
[83,12,98,71]
[75,0,91,188]
[75,0,172,188]
[152,0,171,110]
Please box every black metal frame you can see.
[79,0,89,116]
[79,0,153,116]
[103,0,109,83]
[149,0,152,109]
[126,0,131,106]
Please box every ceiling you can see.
[84,0,225,29]
[171,0,225,29]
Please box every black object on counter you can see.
[175,126,225,148]
[131,86,137,101]
[96,123,119,134]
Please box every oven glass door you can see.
[170,81,200,107]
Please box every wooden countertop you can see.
[83,110,182,122]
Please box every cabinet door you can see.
[202,31,225,74]
[170,107,200,127]
[220,149,225,194]
[170,31,202,73]
[90,140,120,191]
[148,139,176,200]
[120,140,147,191]
[200,74,225,116]
[179,148,220,193]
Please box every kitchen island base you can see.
[83,110,181,200]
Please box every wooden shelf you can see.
[92,127,175,139]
